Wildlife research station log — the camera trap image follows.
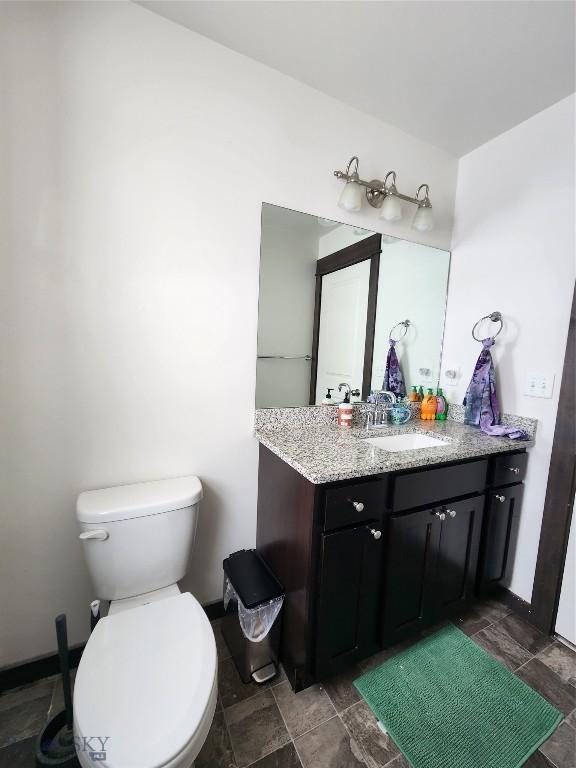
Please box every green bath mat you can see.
[354,625,562,768]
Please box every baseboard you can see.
[498,587,534,622]
[0,643,86,694]
[203,599,225,620]
[0,600,226,693]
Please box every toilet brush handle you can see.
[55,614,74,733]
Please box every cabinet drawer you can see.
[491,452,528,486]
[323,480,384,531]
[391,460,488,512]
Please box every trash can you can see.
[222,549,284,684]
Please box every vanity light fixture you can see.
[412,184,434,232]
[334,156,434,231]
[336,156,363,212]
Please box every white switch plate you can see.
[442,366,461,387]
[524,372,555,399]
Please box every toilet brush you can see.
[35,614,81,767]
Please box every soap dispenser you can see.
[322,388,335,406]
[337,391,353,427]
[420,388,437,420]
[435,388,448,420]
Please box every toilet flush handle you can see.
[79,529,109,541]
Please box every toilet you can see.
[73,476,217,768]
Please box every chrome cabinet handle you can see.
[352,501,365,512]
[433,510,446,521]
[508,467,520,474]
[369,528,382,540]
[495,494,506,503]
[445,508,457,519]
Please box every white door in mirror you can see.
[315,260,370,404]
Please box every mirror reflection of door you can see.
[314,261,370,404]
[310,233,381,405]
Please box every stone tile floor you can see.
[1,601,574,768]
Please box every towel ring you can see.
[472,311,503,342]
[389,319,410,342]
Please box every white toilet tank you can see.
[76,476,202,601]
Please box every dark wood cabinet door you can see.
[381,507,441,645]
[433,494,484,620]
[315,524,382,678]
[477,484,524,596]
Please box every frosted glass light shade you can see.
[338,182,362,212]
[412,205,434,232]
[379,194,403,222]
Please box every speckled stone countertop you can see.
[254,412,536,485]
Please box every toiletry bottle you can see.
[337,392,353,427]
[322,388,335,406]
[419,390,429,420]
[421,388,437,420]
[435,388,448,420]
[418,385,424,401]
[409,386,419,402]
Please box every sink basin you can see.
[364,433,449,452]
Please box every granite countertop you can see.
[254,416,535,485]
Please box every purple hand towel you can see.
[382,339,406,398]
[463,337,529,440]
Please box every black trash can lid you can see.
[223,550,284,609]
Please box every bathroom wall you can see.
[442,95,575,603]
[0,1,458,666]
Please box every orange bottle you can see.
[420,388,437,420]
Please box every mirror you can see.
[256,204,450,408]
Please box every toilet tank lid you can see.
[76,476,203,524]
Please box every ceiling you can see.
[139,1,575,157]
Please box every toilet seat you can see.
[73,592,217,768]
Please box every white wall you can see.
[442,95,575,602]
[0,1,458,666]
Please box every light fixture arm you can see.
[334,157,432,210]
[345,156,360,177]
[415,183,432,208]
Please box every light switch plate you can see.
[442,366,461,387]
[524,372,555,398]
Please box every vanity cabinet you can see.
[381,494,484,645]
[256,444,527,691]
[316,523,381,677]
[477,451,527,596]
[477,486,523,595]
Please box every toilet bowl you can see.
[74,476,216,768]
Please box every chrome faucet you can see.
[338,383,351,401]
[366,390,397,429]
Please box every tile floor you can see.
[1,601,574,768]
